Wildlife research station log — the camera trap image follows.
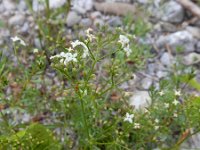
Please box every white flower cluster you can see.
[86,28,96,42]
[51,38,90,65]
[11,36,26,46]
[71,40,89,58]
[50,52,77,65]
[118,35,132,56]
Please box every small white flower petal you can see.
[173,99,179,106]
[174,90,181,96]
[124,113,134,123]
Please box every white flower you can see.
[33,48,39,53]
[164,103,169,108]
[134,123,140,129]
[71,40,89,58]
[155,119,159,123]
[174,89,181,96]
[124,46,132,56]
[173,99,179,106]
[11,36,26,46]
[50,52,77,65]
[118,35,132,56]
[86,28,96,41]
[158,90,164,96]
[80,89,87,96]
[124,113,134,123]
[11,36,21,42]
[63,53,77,65]
[144,108,149,113]
[118,35,129,47]
[173,112,178,117]
[155,126,159,130]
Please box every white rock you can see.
[160,52,175,67]
[156,31,195,53]
[141,77,153,90]
[3,0,16,11]
[66,11,82,27]
[160,1,184,23]
[32,0,66,11]
[18,0,28,11]
[156,70,168,79]
[49,0,66,9]
[8,14,25,26]
[72,0,93,14]
[129,91,151,110]
[183,53,200,65]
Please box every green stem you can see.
[79,95,90,141]
[87,44,96,61]
[97,49,121,62]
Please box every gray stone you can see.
[32,0,45,11]
[183,53,200,65]
[160,1,184,23]
[8,14,25,26]
[159,22,177,32]
[129,91,151,110]
[3,0,16,11]
[80,18,92,27]
[32,0,66,11]
[119,82,129,90]
[0,3,5,13]
[66,11,82,27]
[18,0,28,11]
[147,62,165,75]
[141,77,153,90]
[181,133,200,149]
[156,70,168,79]
[156,31,195,53]
[34,38,42,49]
[196,41,200,53]
[137,0,149,4]
[107,16,122,27]
[20,22,29,34]
[160,52,175,67]
[90,11,102,19]
[94,18,105,27]
[186,26,200,40]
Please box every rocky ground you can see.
[1,0,200,149]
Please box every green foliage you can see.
[185,97,200,127]
[0,124,61,150]
[123,13,151,37]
